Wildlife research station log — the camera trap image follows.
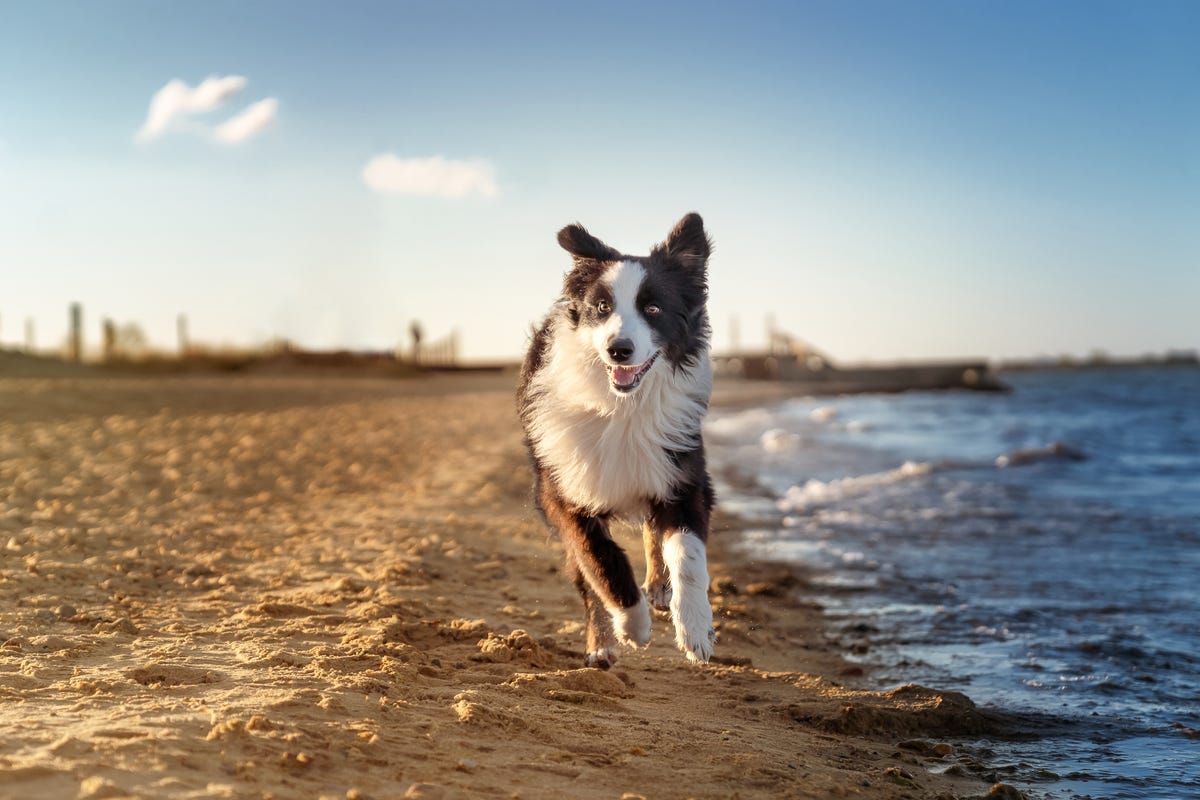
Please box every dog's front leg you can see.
[539,479,651,652]
[663,528,715,663]
[649,491,716,664]
[570,512,651,649]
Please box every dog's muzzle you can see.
[607,351,660,394]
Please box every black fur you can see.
[557,223,624,264]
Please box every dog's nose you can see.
[607,339,634,364]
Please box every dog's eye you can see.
[644,304,661,316]
[596,300,611,315]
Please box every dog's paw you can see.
[678,619,717,664]
[610,597,652,648]
[642,578,673,613]
[672,585,716,664]
[584,647,618,670]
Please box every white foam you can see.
[810,406,838,423]
[776,460,935,512]
[759,428,801,452]
[703,407,774,440]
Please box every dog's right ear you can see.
[557,224,621,264]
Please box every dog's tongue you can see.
[612,365,639,387]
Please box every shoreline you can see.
[1,371,1036,799]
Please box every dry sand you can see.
[1,371,1022,799]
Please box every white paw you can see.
[672,583,716,663]
[679,614,716,663]
[665,531,716,664]
[610,597,652,648]
[584,647,618,670]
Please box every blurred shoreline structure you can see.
[1,303,1194,384]
[995,349,1200,372]
[0,303,504,378]
[712,324,1011,393]
[711,324,1198,394]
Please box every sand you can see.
[0,371,1021,800]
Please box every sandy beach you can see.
[1,370,1023,799]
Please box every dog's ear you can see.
[559,223,617,308]
[557,223,621,263]
[658,212,711,272]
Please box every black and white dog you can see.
[517,213,716,667]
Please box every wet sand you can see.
[1,371,1019,799]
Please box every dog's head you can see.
[557,213,711,396]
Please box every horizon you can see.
[1,303,1197,369]
[2,1,1197,364]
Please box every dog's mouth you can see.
[607,351,660,394]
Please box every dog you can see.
[517,213,716,667]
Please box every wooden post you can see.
[103,319,116,361]
[25,318,34,353]
[410,322,423,364]
[69,303,83,362]
[177,314,189,357]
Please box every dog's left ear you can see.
[658,212,712,272]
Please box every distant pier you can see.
[713,329,1007,394]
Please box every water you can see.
[705,367,1200,799]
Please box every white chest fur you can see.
[525,315,711,515]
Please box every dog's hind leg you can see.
[641,520,672,613]
[569,555,619,668]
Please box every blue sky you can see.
[1,0,1197,362]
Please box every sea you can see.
[704,366,1200,800]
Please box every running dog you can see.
[517,213,716,667]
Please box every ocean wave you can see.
[702,407,776,441]
[776,460,936,512]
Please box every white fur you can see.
[591,261,657,366]
[524,315,712,516]
[664,530,715,663]
[609,596,652,648]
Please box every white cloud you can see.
[362,154,498,198]
[136,75,247,142]
[214,98,279,144]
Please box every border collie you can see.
[517,213,716,667]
